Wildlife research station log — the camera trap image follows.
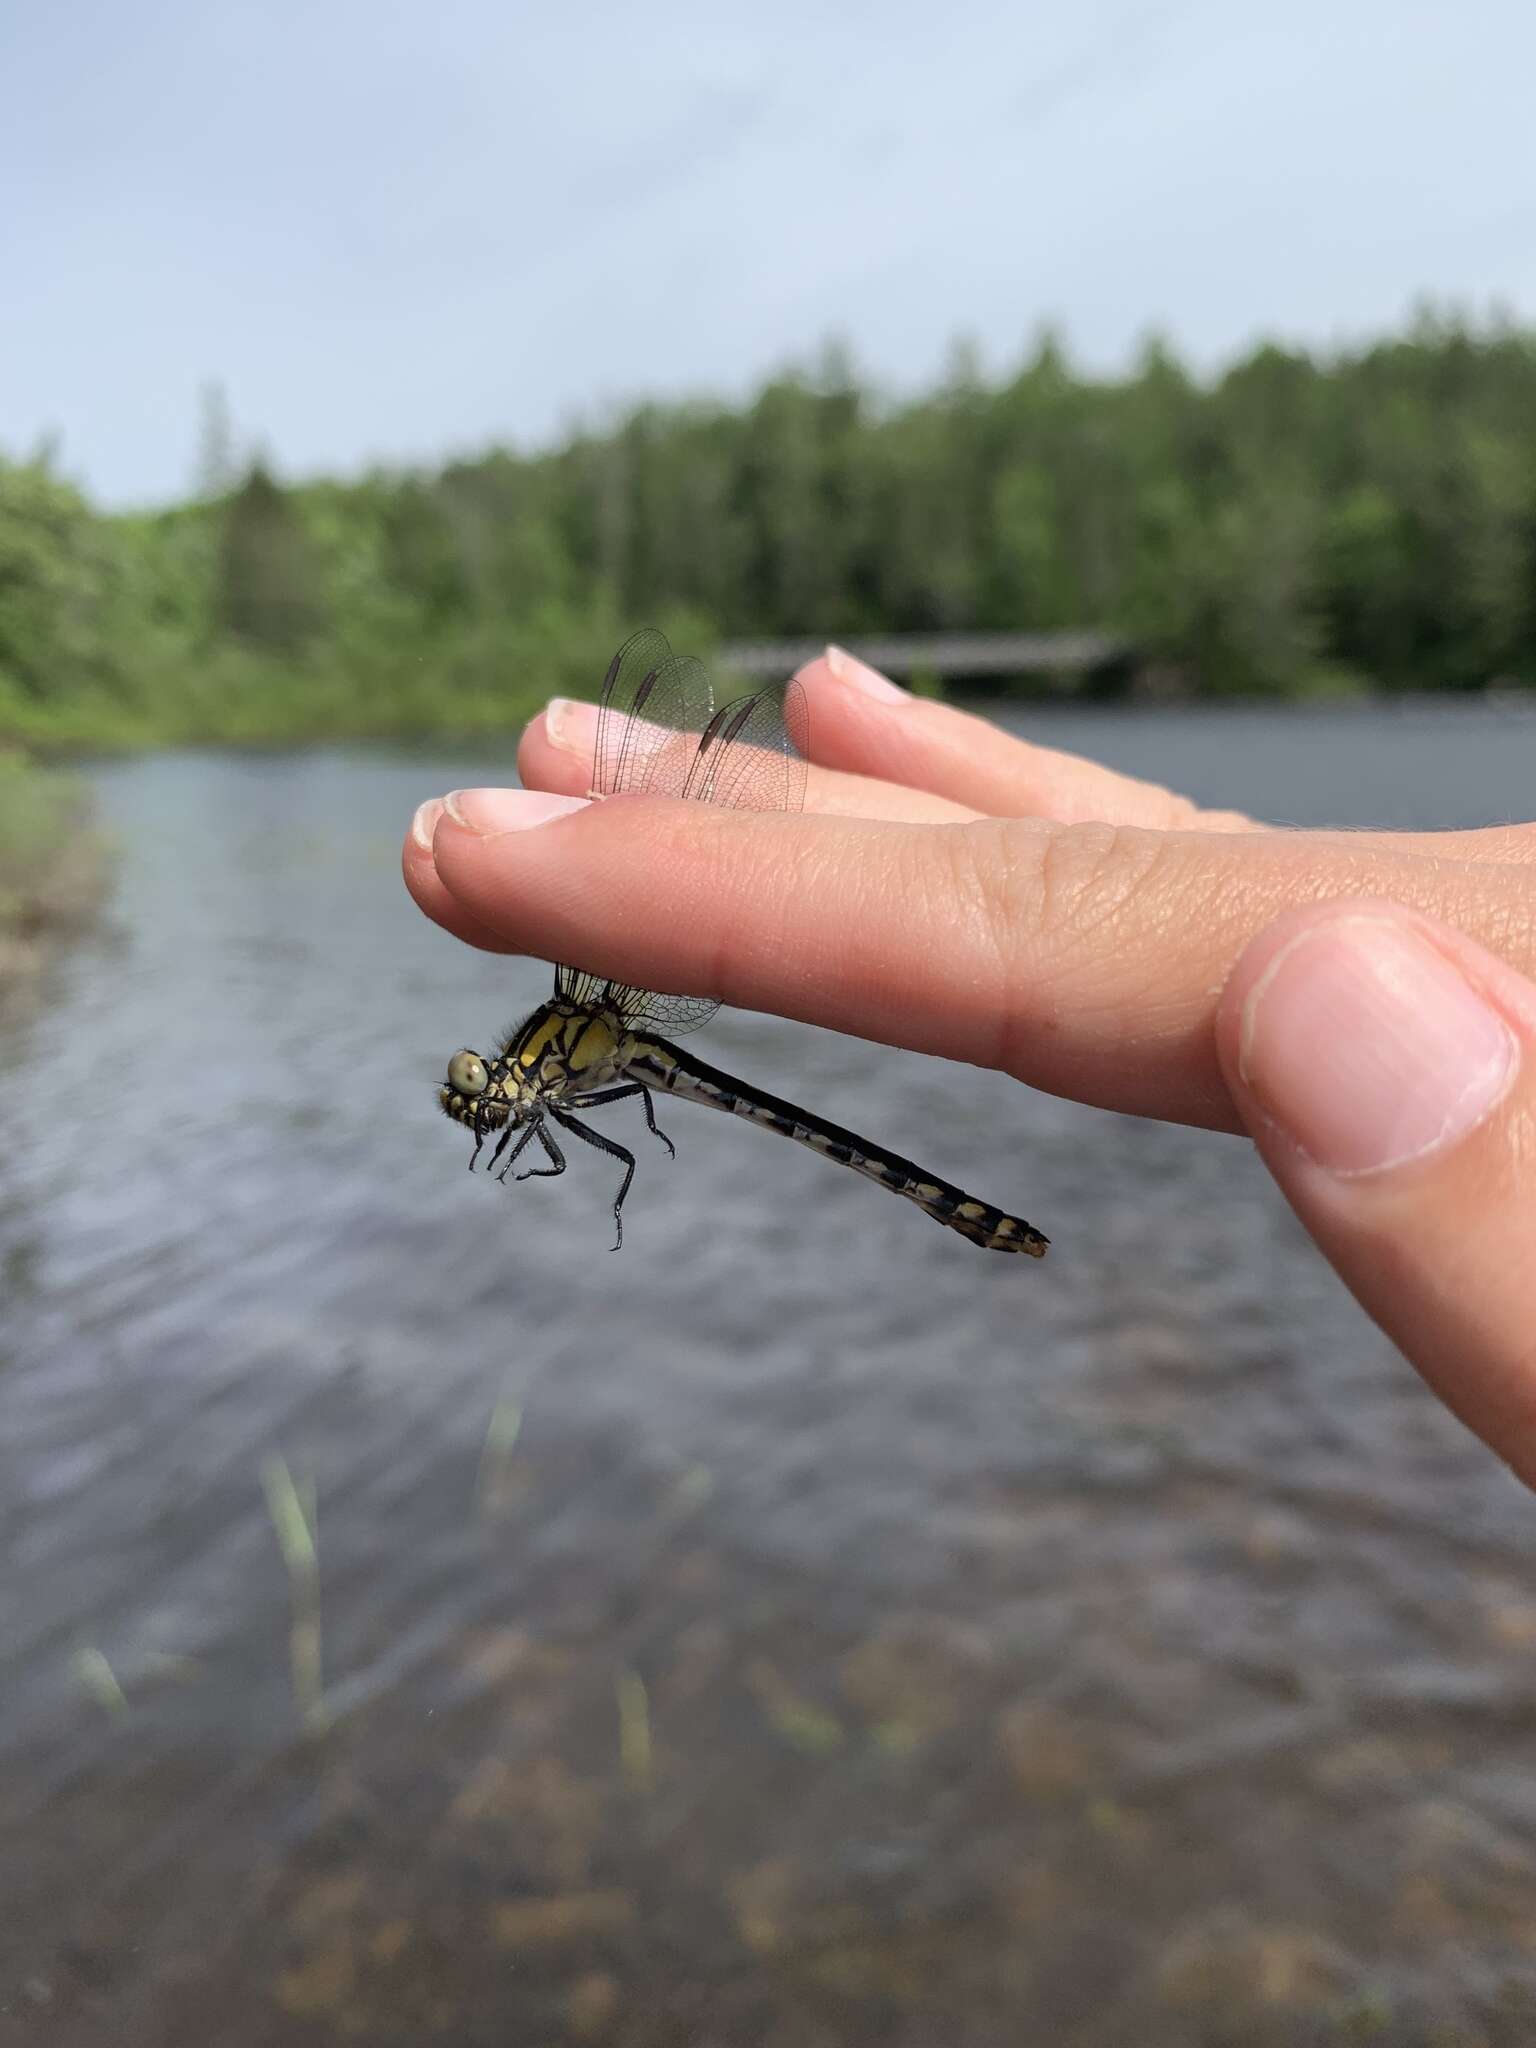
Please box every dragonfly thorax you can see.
[439,998,632,1134]
[505,998,631,1096]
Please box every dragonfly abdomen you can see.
[625,1038,1048,1257]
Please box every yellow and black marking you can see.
[625,1039,1048,1256]
[442,1000,1047,1257]
[440,1000,676,1251]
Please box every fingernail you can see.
[410,797,445,851]
[545,696,598,757]
[1239,914,1518,1174]
[443,788,590,834]
[825,643,907,703]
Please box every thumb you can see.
[1217,899,1536,1486]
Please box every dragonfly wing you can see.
[600,985,724,1035]
[556,638,809,1039]
[558,630,713,1018]
[592,629,714,801]
[685,677,809,814]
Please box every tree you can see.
[214,461,324,651]
[0,457,120,706]
[193,381,238,502]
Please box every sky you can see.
[5,0,1535,507]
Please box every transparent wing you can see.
[555,639,808,1038]
[686,677,809,814]
[591,627,714,801]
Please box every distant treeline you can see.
[4,310,1535,746]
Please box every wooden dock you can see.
[719,630,1132,683]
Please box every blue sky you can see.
[5,0,1534,506]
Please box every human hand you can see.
[404,649,1536,1486]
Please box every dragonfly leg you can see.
[561,1083,675,1160]
[489,1117,539,1182]
[636,1083,676,1159]
[553,1111,636,1251]
[469,1094,502,1170]
[561,1084,641,1109]
[514,1120,567,1183]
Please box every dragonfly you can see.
[439,629,1049,1257]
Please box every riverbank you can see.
[0,753,109,1002]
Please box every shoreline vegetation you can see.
[0,753,107,1001]
[2,310,1534,760]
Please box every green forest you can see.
[4,310,1536,750]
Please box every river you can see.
[3,699,1536,2045]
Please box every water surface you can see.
[4,700,1536,2045]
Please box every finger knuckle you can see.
[934,819,1188,1071]
[1011,819,1183,967]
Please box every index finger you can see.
[420,790,1536,1134]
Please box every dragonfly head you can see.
[440,1047,514,1133]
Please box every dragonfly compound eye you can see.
[447,1050,489,1097]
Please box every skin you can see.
[404,651,1536,1489]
